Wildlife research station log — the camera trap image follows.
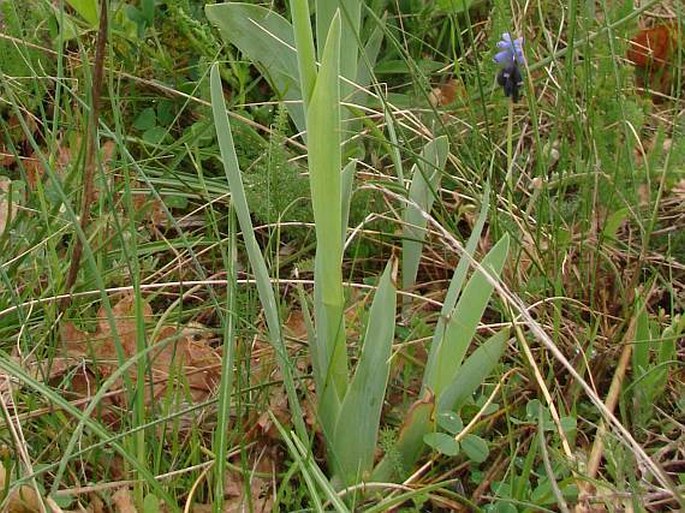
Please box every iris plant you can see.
[494,32,525,102]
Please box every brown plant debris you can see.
[58,293,222,409]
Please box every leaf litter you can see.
[57,293,222,409]
[0,294,229,511]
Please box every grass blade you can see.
[0,349,178,510]
[209,63,307,441]
[212,211,237,513]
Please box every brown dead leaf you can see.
[112,488,136,513]
[428,79,464,107]
[222,455,274,513]
[59,293,221,408]
[150,325,222,402]
[283,310,308,341]
[628,24,676,69]
[85,494,105,513]
[22,144,72,191]
[0,465,46,513]
[0,146,14,168]
[2,114,38,152]
[628,24,678,98]
[255,386,290,440]
[131,189,167,227]
[193,459,274,513]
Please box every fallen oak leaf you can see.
[59,294,221,409]
[627,23,678,98]
[627,23,677,68]
[147,325,221,403]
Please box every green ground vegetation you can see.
[0,0,683,511]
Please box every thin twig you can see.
[60,0,108,311]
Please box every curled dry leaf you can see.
[59,293,221,409]
[627,24,676,69]
[627,24,678,98]
[428,79,464,107]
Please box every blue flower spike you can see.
[494,32,525,102]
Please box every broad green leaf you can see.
[316,0,361,99]
[658,314,682,365]
[423,433,460,456]
[491,503,518,513]
[560,416,577,435]
[437,411,463,435]
[372,391,435,481]
[205,4,305,132]
[354,14,385,106]
[430,234,510,397]
[402,136,449,295]
[308,14,343,281]
[290,0,317,107]
[422,184,490,392]
[438,329,509,412]
[332,257,397,485]
[461,434,489,463]
[308,13,342,308]
[602,207,629,241]
[65,0,98,26]
[143,494,160,513]
[133,107,156,131]
[142,126,167,145]
[375,190,507,481]
[341,159,356,244]
[307,13,349,417]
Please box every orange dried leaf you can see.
[429,79,464,107]
[627,24,676,68]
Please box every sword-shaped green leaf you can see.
[332,256,398,485]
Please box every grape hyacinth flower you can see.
[494,33,525,102]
